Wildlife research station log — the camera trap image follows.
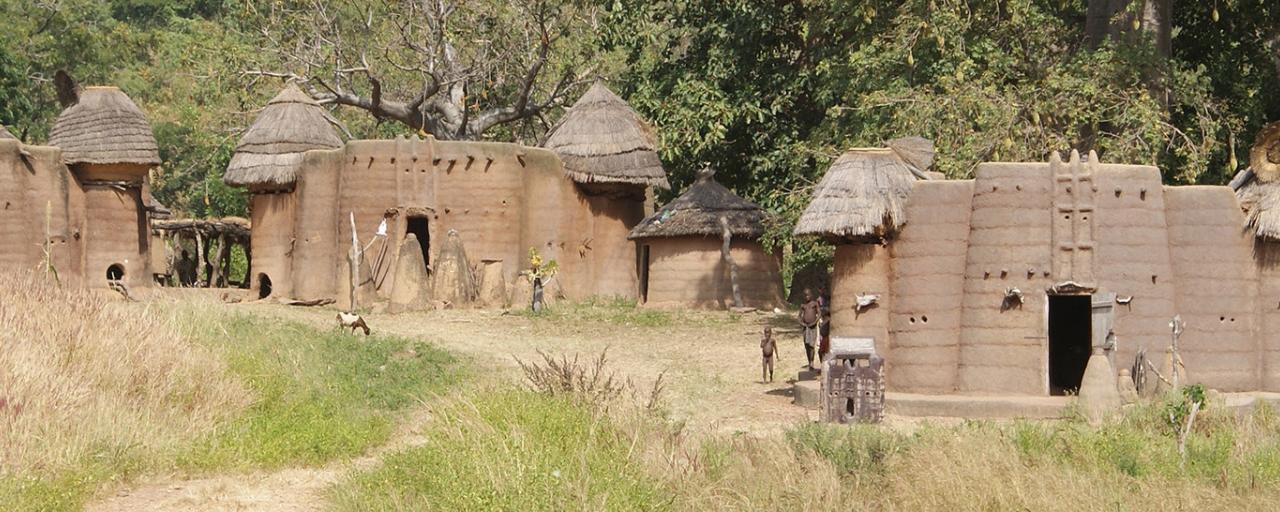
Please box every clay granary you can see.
[798,137,1280,397]
[630,168,785,309]
[0,86,161,290]
[226,82,668,309]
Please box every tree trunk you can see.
[719,217,744,309]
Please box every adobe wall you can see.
[642,236,783,309]
[884,179,974,393]
[1091,165,1177,368]
[1256,241,1280,391]
[1165,186,1260,391]
[82,184,148,289]
[956,163,1056,394]
[249,192,296,298]
[831,243,892,354]
[0,141,84,286]
[279,136,633,307]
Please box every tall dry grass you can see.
[0,271,249,478]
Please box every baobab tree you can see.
[245,0,604,141]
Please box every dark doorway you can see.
[106,264,125,282]
[258,273,272,299]
[406,217,430,270]
[1048,294,1092,395]
[637,244,651,303]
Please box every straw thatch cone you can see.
[1077,350,1122,424]
[543,81,669,189]
[1250,121,1280,183]
[477,259,507,307]
[628,167,768,240]
[223,83,343,190]
[432,230,478,305]
[792,140,931,241]
[389,234,431,312]
[49,86,160,167]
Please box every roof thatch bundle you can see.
[0,125,15,140]
[1233,123,1280,240]
[49,86,159,166]
[629,168,767,240]
[543,82,669,189]
[793,145,927,241]
[224,84,343,189]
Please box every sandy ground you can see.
[88,295,821,511]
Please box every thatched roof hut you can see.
[49,86,160,166]
[1232,122,1280,240]
[0,125,15,140]
[629,168,766,240]
[793,138,934,242]
[224,84,343,189]
[544,82,669,189]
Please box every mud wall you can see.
[1256,241,1280,391]
[577,192,645,299]
[1092,165,1178,368]
[0,141,83,285]
[643,236,783,309]
[956,163,1055,395]
[1166,187,1260,391]
[82,184,148,289]
[831,243,892,353]
[291,148,343,301]
[249,192,296,298]
[885,180,974,393]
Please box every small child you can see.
[760,326,777,383]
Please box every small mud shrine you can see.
[796,132,1280,397]
[0,86,162,290]
[223,82,749,310]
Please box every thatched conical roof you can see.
[0,125,15,140]
[1233,122,1280,240]
[792,143,929,241]
[224,84,343,189]
[629,168,766,240]
[544,82,669,189]
[49,86,160,166]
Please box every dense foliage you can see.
[0,0,1275,275]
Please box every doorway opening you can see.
[258,273,273,299]
[406,216,431,271]
[1048,294,1092,395]
[637,244,651,303]
[106,264,125,283]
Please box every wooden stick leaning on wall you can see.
[719,216,744,308]
[349,212,360,311]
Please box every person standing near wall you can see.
[798,288,820,371]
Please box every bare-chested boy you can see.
[761,326,777,382]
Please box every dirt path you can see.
[87,300,814,511]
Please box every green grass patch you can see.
[330,390,667,511]
[176,313,462,471]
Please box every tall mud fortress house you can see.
[797,132,1280,397]
[225,82,669,309]
[0,86,161,290]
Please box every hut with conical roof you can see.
[543,81,669,299]
[629,168,783,309]
[793,139,934,355]
[224,84,343,298]
[51,86,160,289]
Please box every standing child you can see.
[761,326,777,383]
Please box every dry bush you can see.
[516,348,665,411]
[0,271,249,478]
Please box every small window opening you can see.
[106,264,124,282]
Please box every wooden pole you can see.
[195,231,206,287]
[719,216,744,308]
[349,212,360,311]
